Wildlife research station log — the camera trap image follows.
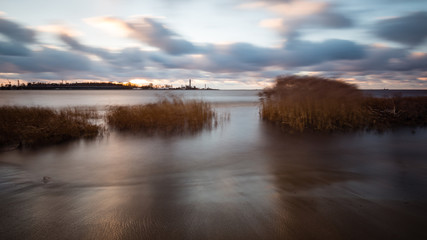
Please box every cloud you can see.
[0,47,91,73]
[239,0,324,17]
[87,16,199,55]
[148,42,280,73]
[85,16,132,37]
[59,33,145,69]
[133,17,197,55]
[137,43,255,73]
[59,33,112,59]
[37,24,81,37]
[307,9,353,28]
[0,17,36,43]
[259,18,283,29]
[365,47,427,71]
[82,14,364,73]
[226,42,279,65]
[149,52,195,69]
[0,40,31,56]
[2,9,426,89]
[310,45,427,73]
[268,0,326,17]
[148,39,367,73]
[373,11,427,46]
[202,43,276,72]
[116,47,145,66]
[282,39,365,67]
[248,0,353,39]
[0,18,92,74]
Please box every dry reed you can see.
[261,75,366,132]
[260,75,427,133]
[0,106,101,148]
[106,98,217,135]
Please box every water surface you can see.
[1,90,427,239]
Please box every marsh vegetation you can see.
[2,81,426,149]
[1,97,219,148]
[0,106,100,148]
[106,98,218,135]
[260,75,427,133]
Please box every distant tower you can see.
[17,80,20,87]
[189,79,192,88]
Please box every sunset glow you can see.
[129,79,150,86]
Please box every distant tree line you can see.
[0,81,213,90]
[0,81,137,90]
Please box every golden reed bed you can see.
[260,75,427,133]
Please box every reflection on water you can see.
[1,90,427,239]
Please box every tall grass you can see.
[261,75,366,132]
[260,75,427,133]
[106,98,217,135]
[0,106,101,148]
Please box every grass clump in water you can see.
[260,75,366,133]
[106,98,217,135]
[0,106,101,148]
[260,75,427,133]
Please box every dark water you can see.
[1,90,427,239]
[363,89,427,98]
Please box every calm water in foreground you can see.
[1,90,427,239]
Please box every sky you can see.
[1,0,427,89]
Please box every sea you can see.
[1,89,427,239]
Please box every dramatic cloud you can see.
[0,41,31,56]
[59,33,113,59]
[59,33,145,69]
[0,47,91,73]
[373,12,427,46]
[130,17,198,55]
[87,17,199,55]
[0,17,36,43]
[265,0,326,17]
[201,43,280,72]
[311,46,427,73]
[1,1,427,89]
[248,0,353,39]
[283,39,365,66]
[359,48,427,71]
[149,39,367,73]
[307,9,353,29]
